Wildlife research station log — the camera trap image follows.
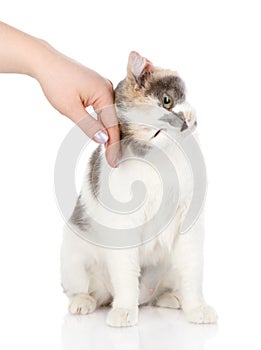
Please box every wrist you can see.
[25,38,58,79]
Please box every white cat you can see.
[60,51,217,327]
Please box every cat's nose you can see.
[180,117,197,133]
[172,101,196,132]
[181,121,188,132]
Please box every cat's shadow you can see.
[62,306,218,350]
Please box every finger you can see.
[93,79,121,167]
[98,104,121,168]
[105,125,121,168]
[68,105,109,144]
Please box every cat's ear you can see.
[127,51,154,86]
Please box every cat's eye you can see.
[163,93,173,109]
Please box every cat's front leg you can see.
[106,249,140,327]
[60,229,97,316]
[179,266,217,324]
[174,219,217,324]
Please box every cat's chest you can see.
[103,153,192,210]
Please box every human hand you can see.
[34,45,120,167]
[0,22,120,167]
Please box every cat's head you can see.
[115,52,196,155]
[116,51,185,110]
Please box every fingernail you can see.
[93,130,109,144]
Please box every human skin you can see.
[0,22,120,167]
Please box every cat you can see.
[60,51,217,327]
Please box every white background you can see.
[1,1,261,349]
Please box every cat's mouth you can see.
[153,129,161,138]
[150,119,196,140]
[151,122,188,138]
[152,128,167,138]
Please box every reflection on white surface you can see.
[62,306,217,350]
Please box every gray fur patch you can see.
[70,195,89,231]
[88,145,102,197]
[129,139,152,157]
[147,76,186,106]
[159,111,185,129]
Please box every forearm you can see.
[0,21,55,78]
[0,21,120,165]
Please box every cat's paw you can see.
[154,291,181,309]
[69,294,97,315]
[106,307,138,327]
[184,304,218,324]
